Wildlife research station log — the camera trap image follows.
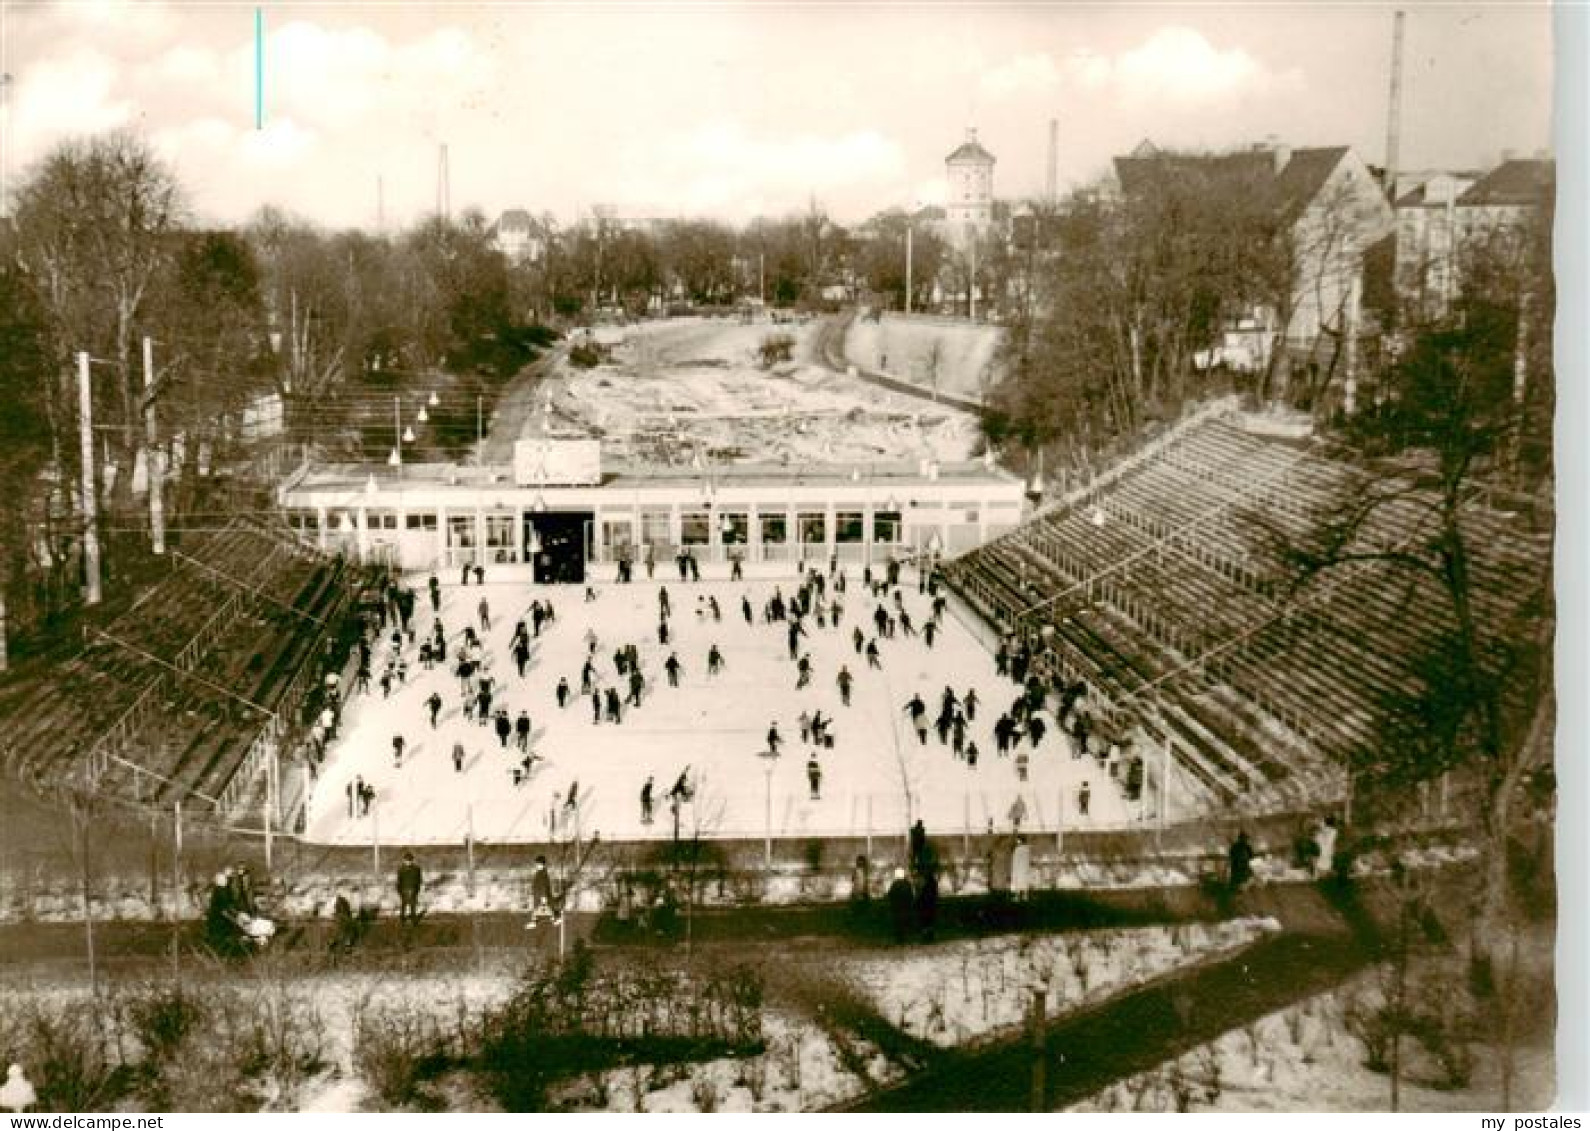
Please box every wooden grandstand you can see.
[0,516,367,828]
[943,405,1551,817]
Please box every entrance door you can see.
[525,511,593,584]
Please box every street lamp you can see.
[757,747,781,869]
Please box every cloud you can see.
[9,48,133,161]
[1109,27,1295,103]
[981,28,1302,109]
[605,123,909,219]
[979,53,1061,100]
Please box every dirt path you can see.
[477,345,567,464]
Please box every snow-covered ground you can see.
[545,920,1278,1114]
[1067,967,1556,1113]
[304,569,1140,847]
[842,917,1279,1048]
[518,317,982,468]
[844,314,1005,403]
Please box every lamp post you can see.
[758,748,780,869]
[389,396,403,476]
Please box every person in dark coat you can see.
[205,871,240,954]
[426,691,443,728]
[887,867,915,943]
[1228,831,1256,891]
[909,819,927,873]
[556,676,570,708]
[331,892,358,954]
[528,856,560,925]
[849,855,871,915]
[396,852,423,926]
[641,776,655,824]
[916,863,941,941]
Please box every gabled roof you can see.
[946,131,995,165]
[1113,148,1275,197]
[1458,159,1554,207]
[1273,147,1349,213]
[1113,143,1354,221]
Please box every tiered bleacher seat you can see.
[944,408,1550,815]
[1,518,352,816]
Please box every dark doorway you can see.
[526,511,591,584]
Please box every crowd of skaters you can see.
[319,544,1138,853]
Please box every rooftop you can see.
[286,458,1020,496]
[1458,159,1555,207]
[946,127,996,166]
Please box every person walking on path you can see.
[515,710,532,752]
[1313,816,1339,878]
[641,776,655,824]
[427,574,440,612]
[915,863,940,942]
[806,755,823,800]
[887,868,915,944]
[556,676,570,708]
[478,597,491,633]
[495,709,512,749]
[1228,831,1256,892]
[426,691,443,728]
[627,667,645,707]
[452,741,466,773]
[665,652,683,687]
[909,819,928,873]
[1078,780,1091,817]
[528,856,560,926]
[766,722,783,756]
[837,665,853,706]
[392,734,406,768]
[707,643,724,675]
[396,852,424,926]
[1010,836,1032,901]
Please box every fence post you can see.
[466,803,476,896]
[148,811,160,914]
[264,740,276,874]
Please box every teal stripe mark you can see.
[254,8,263,129]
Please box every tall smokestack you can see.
[1046,118,1059,202]
[1384,10,1406,201]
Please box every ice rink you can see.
[303,565,1139,847]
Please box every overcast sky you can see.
[1,1,1556,231]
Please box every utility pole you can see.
[78,352,102,606]
[143,337,165,555]
[905,221,914,315]
[968,229,979,322]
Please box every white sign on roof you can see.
[514,438,602,487]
